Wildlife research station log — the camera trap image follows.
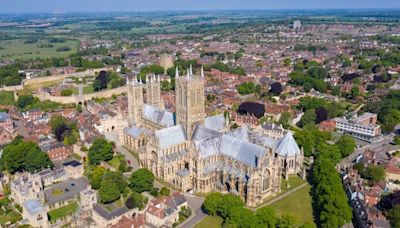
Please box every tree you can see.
[383,109,400,132]
[159,187,170,196]
[129,168,154,193]
[49,116,78,144]
[89,166,106,189]
[203,192,222,216]
[256,207,277,228]
[236,82,260,95]
[387,205,400,228]
[218,194,244,219]
[351,86,361,98]
[279,111,292,129]
[394,136,400,145]
[270,82,283,96]
[315,107,328,124]
[299,109,316,127]
[98,171,127,203]
[88,137,114,165]
[336,135,356,157]
[17,95,36,109]
[226,207,257,228]
[0,138,53,174]
[363,166,386,183]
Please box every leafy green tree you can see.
[279,111,292,129]
[383,109,400,132]
[256,207,277,228]
[336,135,356,157]
[159,187,170,196]
[351,86,361,98]
[129,168,154,193]
[89,166,106,189]
[236,82,260,95]
[88,137,114,165]
[394,136,400,145]
[299,109,316,127]
[218,194,244,219]
[363,166,386,183]
[99,171,127,203]
[387,205,400,228]
[313,158,352,227]
[0,138,53,174]
[226,207,257,228]
[17,95,37,109]
[203,192,222,216]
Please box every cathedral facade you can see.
[121,67,304,207]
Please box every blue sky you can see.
[1,0,400,13]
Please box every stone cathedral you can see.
[120,66,304,207]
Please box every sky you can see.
[1,0,400,13]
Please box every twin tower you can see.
[127,65,205,139]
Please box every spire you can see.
[152,73,156,83]
[146,74,149,83]
[186,68,190,79]
[157,74,160,83]
[201,66,204,78]
[189,64,193,75]
[175,67,179,78]
[126,76,130,85]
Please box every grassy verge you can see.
[0,91,15,105]
[194,216,223,228]
[268,184,315,226]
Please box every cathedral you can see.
[120,66,304,207]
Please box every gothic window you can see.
[263,169,271,191]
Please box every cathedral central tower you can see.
[175,66,205,139]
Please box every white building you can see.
[293,20,301,30]
[334,113,382,142]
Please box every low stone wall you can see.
[36,86,127,104]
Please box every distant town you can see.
[0,8,400,228]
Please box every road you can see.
[178,194,206,228]
[340,134,399,168]
[104,130,139,170]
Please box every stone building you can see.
[122,66,304,207]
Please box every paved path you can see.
[178,194,206,228]
[251,182,308,211]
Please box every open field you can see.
[268,184,315,226]
[0,91,15,105]
[194,216,223,228]
[0,39,79,60]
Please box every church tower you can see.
[146,74,162,108]
[175,65,205,139]
[127,76,144,126]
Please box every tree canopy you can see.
[88,137,114,165]
[98,171,127,203]
[336,135,356,158]
[0,138,53,174]
[129,168,154,193]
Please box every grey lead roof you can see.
[220,134,266,167]
[275,131,301,156]
[226,126,250,142]
[124,126,144,138]
[155,125,186,149]
[143,104,174,128]
[204,114,226,131]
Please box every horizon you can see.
[1,0,400,14]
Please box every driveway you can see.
[178,194,206,228]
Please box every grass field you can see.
[83,85,95,94]
[24,78,65,93]
[0,39,79,60]
[0,91,15,105]
[194,216,223,228]
[268,184,316,226]
[47,202,78,222]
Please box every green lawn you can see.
[194,216,223,228]
[51,188,64,196]
[0,39,79,60]
[47,202,78,222]
[0,210,22,225]
[268,184,315,226]
[0,91,15,105]
[280,175,306,193]
[83,85,94,94]
[108,155,124,170]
